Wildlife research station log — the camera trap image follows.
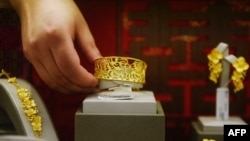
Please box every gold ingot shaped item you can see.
[94,56,147,89]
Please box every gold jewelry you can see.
[203,139,216,141]
[0,69,42,138]
[207,48,223,83]
[231,57,249,93]
[94,56,147,84]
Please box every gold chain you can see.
[0,69,42,138]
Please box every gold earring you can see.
[231,57,249,93]
[207,48,223,83]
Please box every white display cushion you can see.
[198,116,247,133]
[82,91,157,114]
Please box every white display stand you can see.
[82,91,157,114]
[215,42,230,120]
[216,87,229,120]
[198,116,247,133]
[75,81,165,141]
[191,116,247,141]
[75,97,165,141]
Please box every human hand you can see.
[10,0,102,94]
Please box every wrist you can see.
[8,0,38,22]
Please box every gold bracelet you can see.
[0,69,42,138]
[203,139,216,141]
[231,57,249,93]
[94,56,147,84]
[207,48,223,83]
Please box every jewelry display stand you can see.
[75,99,165,141]
[191,43,249,141]
[82,90,156,114]
[0,78,58,141]
[75,57,165,141]
[191,116,247,141]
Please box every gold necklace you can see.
[0,69,42,138]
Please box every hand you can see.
[10,0,102,94]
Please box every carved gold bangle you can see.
[0,69,42,138]
[94,56,147,84]
[207,48,223,83]
[203,139,216,141]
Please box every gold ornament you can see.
[94,56,147,84]
[207,48,223,83]
[0,69,42,138]
[203,139,216,141]
[231,57,249,92]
